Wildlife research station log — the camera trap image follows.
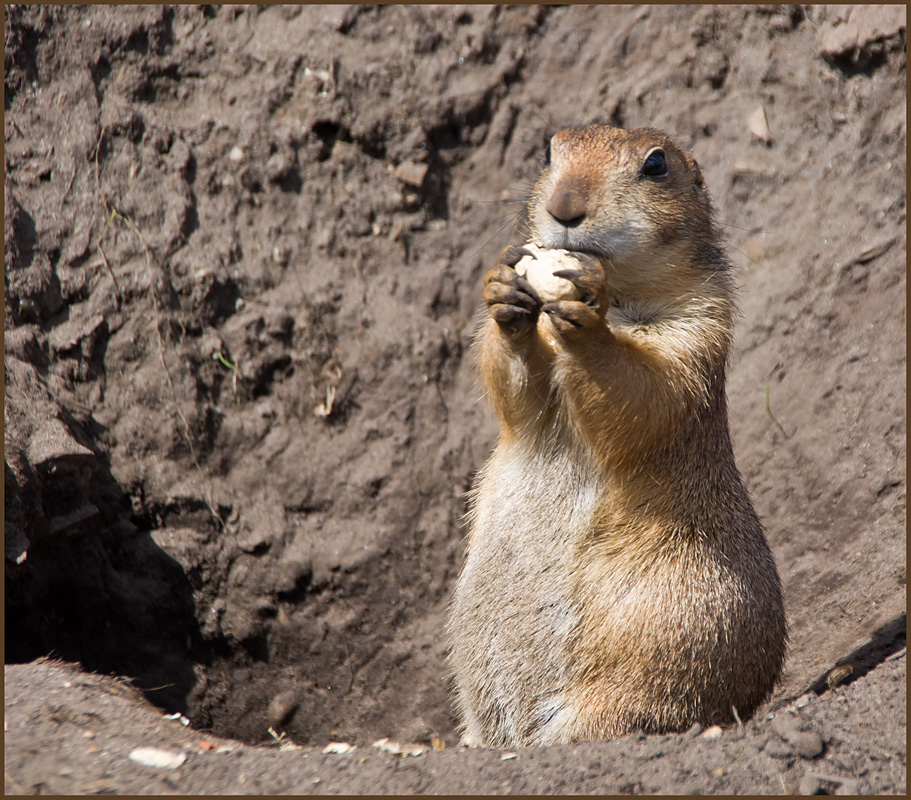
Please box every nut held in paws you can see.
[514,243,584,303]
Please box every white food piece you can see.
[514,243,583,303]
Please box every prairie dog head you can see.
[528,126,719,297]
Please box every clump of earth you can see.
[4,5,906,794]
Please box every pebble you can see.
[372,738,428,757]
[701,725,723,740]
[128,747,187,769]
[747,103,772,144]
[393,160,429,188]
[322,742,356,754]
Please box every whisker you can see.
[463,213,523,265]
[717,218,763,234]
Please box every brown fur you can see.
[448,125,786,747]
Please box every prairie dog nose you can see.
[546,176,589,226]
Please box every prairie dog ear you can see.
[685,154,705,189]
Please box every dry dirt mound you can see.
[4,653,905,795]
[4,4,906,794]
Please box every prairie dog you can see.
[448,125,786,748]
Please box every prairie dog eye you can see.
[642,148,667,178]
[542,141,552,166]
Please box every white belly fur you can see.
[451,433,600,745]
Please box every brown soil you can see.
[4,4,906,794]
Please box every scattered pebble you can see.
[228,145,244,162]
[128,747,187,770]
[747,103,772,144]
[393,160,429,188]
[323,742,357,755]
[372,738,428,757]
[500,752,518,761]
[701,725,723,740]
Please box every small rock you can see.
[747,103,772,144]
[229,145,244,162]
[128,747,187,769]
[393,160,429,188]
[702,725,723,740]
[323,742,356,754]
[372,738,428,757]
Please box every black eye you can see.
[542,141,551,166]
[642,148,667,178]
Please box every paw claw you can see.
[484,261,542,336]
[499,244,537,269]
[542,300,602,338]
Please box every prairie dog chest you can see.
[460,438,600,638]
